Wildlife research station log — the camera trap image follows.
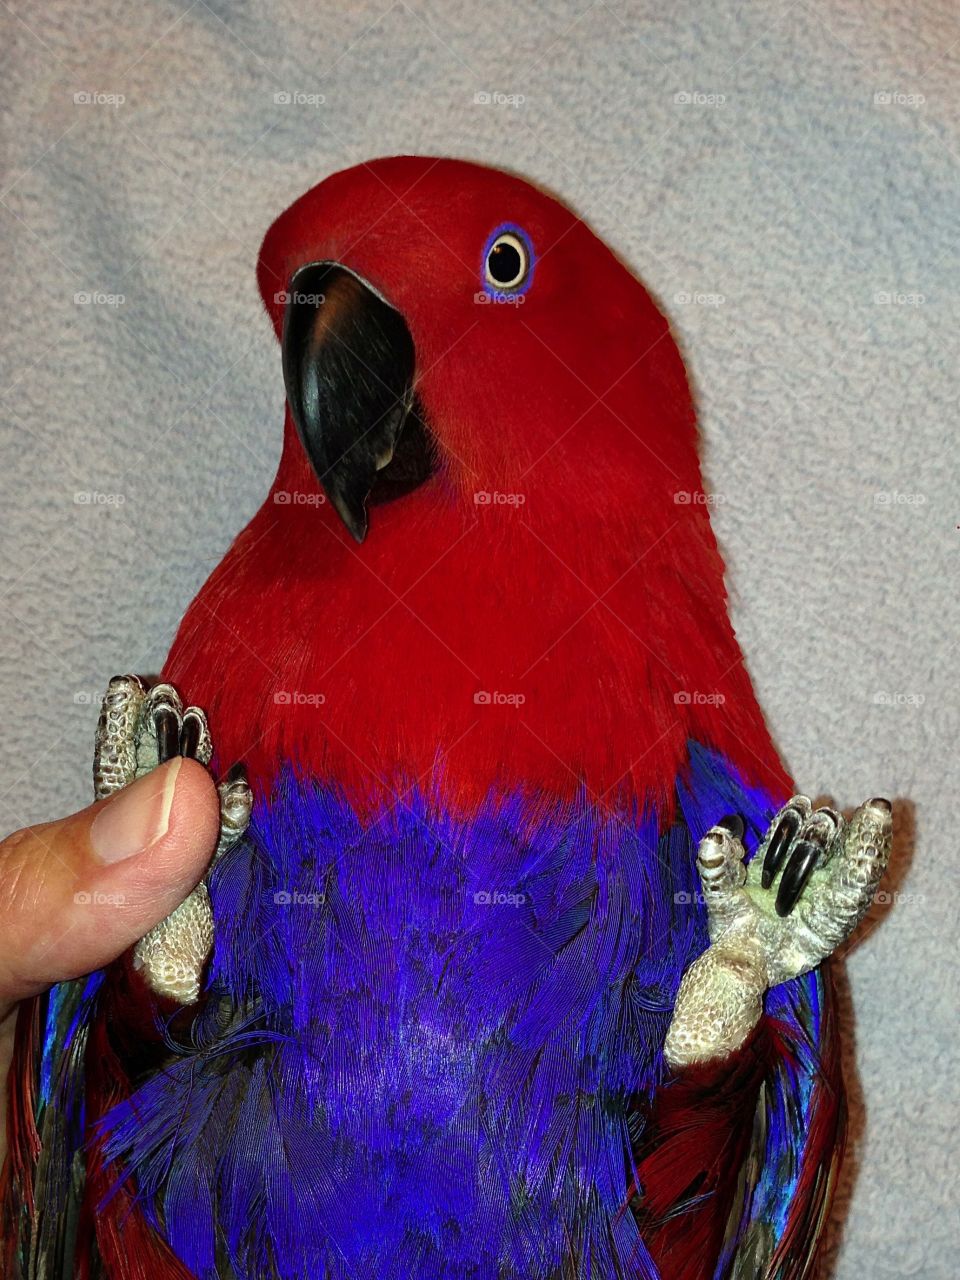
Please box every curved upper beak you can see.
[281,262,422,542]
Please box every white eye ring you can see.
[484,232,530,291]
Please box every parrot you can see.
[1,155,893,1280]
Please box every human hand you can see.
[0,756,220,1156]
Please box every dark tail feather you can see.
[0,967,191,1280]
[715,968,844,1280]
[1,976,102,1280]
[633,968,844,1280]
[632,1018,783,1278]
[768,967,845,1279]
[1,994,43,1273]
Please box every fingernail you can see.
[90,758,183,864]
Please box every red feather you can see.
[1,997,43,1269]
[165,156,788,818]
[634,1023,782,1277]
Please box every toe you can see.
[716,813,745,841]
[773,807,841,915]
[761,803,806,888]
[138,684,184,768]
[154,708,181,762]
[180,707,213,765]
[775,839,821,916]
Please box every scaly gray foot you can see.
[93,675,252,1003]
[664,795,893,1069]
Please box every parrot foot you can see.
[93,675,252,1004]
[663,795,893,1069]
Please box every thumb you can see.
[0,757,220,1013]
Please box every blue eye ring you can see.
[481,224,534,299]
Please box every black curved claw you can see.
[225,762,247,786]
[761,806,804,889]
[180,712,202,759]
[775,839,822,916]
[716,813,745,841]
[154,708,181,763]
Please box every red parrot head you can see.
[257,156,699,544]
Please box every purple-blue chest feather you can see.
[98,746,817,1280]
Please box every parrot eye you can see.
[483,228,532,295]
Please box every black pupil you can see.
[488,240,523,285]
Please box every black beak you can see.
[281,261,431,542]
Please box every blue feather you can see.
[99,745,825,1279]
